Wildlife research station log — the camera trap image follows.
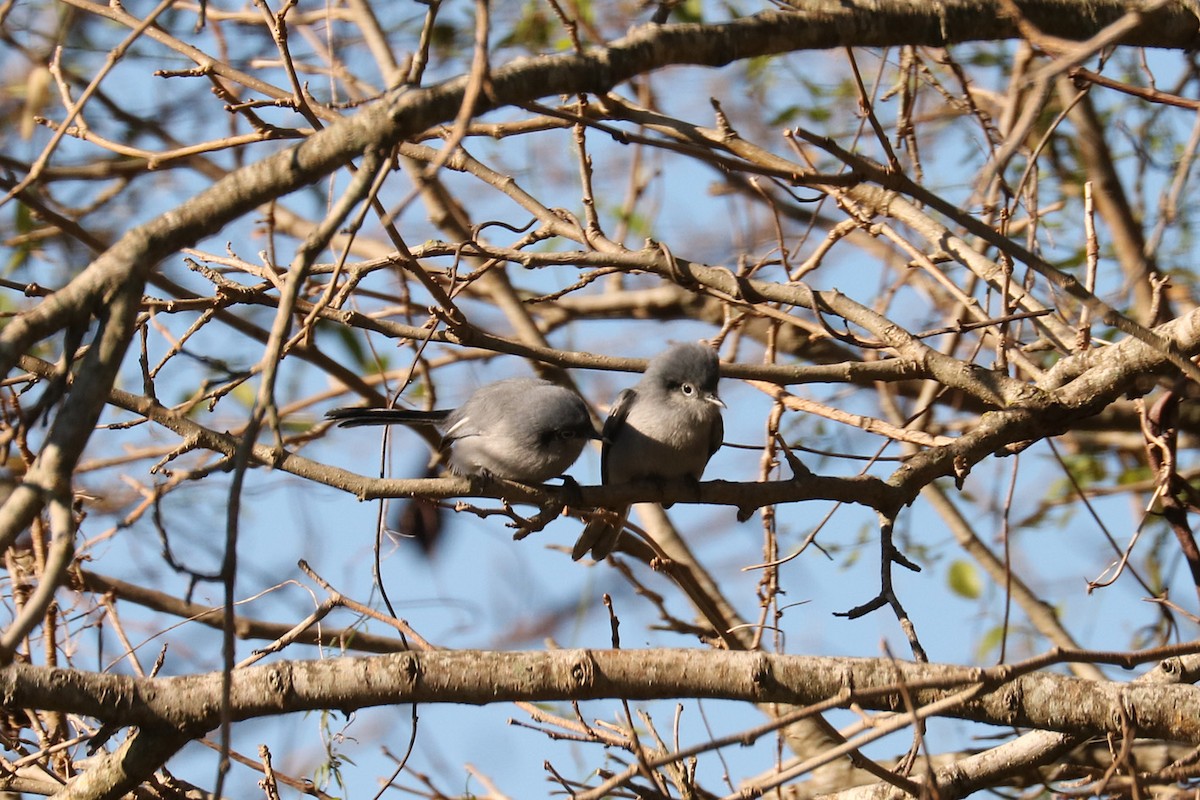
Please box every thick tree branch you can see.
[6,1,1198,376]
[6,648,1200,746]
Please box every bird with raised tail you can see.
[327,377,599,483]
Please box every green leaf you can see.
[335,326,369,369]
[947,559,982,599]
[975,625,1007,660]
[498,1,553,52]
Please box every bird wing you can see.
[708,411,725,460]
[599,388,637,485]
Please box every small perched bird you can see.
[572,342,725,561]
[326,377,598,483]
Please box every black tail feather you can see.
[324,407,451,428]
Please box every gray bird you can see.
[326,377,598,483]
[572,342,725,561]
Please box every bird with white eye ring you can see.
[572,342,725,561]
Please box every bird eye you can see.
[680,383,696,396]
[558,429,578,440]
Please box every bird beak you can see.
[707,393,726,409]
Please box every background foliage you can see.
[2,0,1200,797]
